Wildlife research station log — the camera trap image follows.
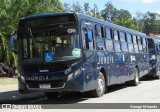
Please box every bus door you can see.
[142,38,149,74]
[81,27,97,91]
[113,31,129,83]
[128,43,136,80]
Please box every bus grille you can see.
[26,80,64,89]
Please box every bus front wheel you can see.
[91,72,105,97]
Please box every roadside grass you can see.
[0,77,18,85]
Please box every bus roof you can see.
[20,12,146,37]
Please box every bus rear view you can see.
[17,13,84,97]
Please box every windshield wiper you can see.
[25,27,37,47]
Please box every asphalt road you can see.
[0,77,160,112]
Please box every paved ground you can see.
[0,84,44,103]
[0,77,160,112]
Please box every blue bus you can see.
[147,38,160,79]
[10,12,151,97]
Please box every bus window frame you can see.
[81,27,95,51]
[95,25,106,51]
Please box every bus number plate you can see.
[39,84,51,89]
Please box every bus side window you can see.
[113,30,119,40]
[114,41,121,52]
[138,36,143,53]
[133,35,137,44]
[120,32,126,42]
[142,38,147,53]
[142,38,147,45]
[106,40,114,52]
[95,25,104,38]
[106,28,112,39]
[82,28,94,50]
[127,34,133,43]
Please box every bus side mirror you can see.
[10,31,18,54]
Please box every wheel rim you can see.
[98,75,105,94]
[135,69,139,84]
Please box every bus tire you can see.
[131,68,139,86]
[91,72,105,97]
[45,92,59,98]
[156,75,160,79]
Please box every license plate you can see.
[39,84,51,89]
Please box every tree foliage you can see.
[1,0,160,65]
[0,0,63,65]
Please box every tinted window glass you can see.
[106,28,112,39]
[137,36,142,44]
[120,32,126,42]
[95,25,103,38]
[134,44,139,53]
[143,38,147,45]
[133,35,137,44]
[114,41,121,52]
[106,40,114,52]
[143,45,147,53]
[127,34,132,43]
[121,42,128,52]
[114,30,119,40]
[128,44,134,53]
[139,45,143,53]
[96,38,106,50]
[82,29,94,50]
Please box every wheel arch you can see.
[99,67,108,87]
[135,65,140,77]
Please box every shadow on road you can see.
[1,78,157,104]
[0,84,128,104]
[140,75,159,81]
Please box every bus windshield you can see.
[19,27,80,62]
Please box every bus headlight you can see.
[74,67,82,77]
[20,75,25,83]
[67,67,82,81]
[67,73,74,81]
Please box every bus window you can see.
[134,44,139,53]
[133,35,137,44]
[114,41,121,52]
[106,40,114,52]
[127,34,132,43]
[82,28,94,50]
[139,45,143,53]
[96,38,106,51]
[137,36,142,44]
[95,25,104,38]
[143,38,147,45]
[106,28,112,39]
[143,45,147,53]
[120,32,126,42]
[121,42,128,52]
[128,43,134,53]
[113,30,119,40]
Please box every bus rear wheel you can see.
[91,72,105,97]
[131,68,139,86]
[156,75,160,79]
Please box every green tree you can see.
[84,2,90,15]
[101,2,116,22]
[0,0,64,65]
[113,9,138,30]
[71,2,83,13]
[63,3,71,12]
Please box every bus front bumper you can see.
[18,75,85,94]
